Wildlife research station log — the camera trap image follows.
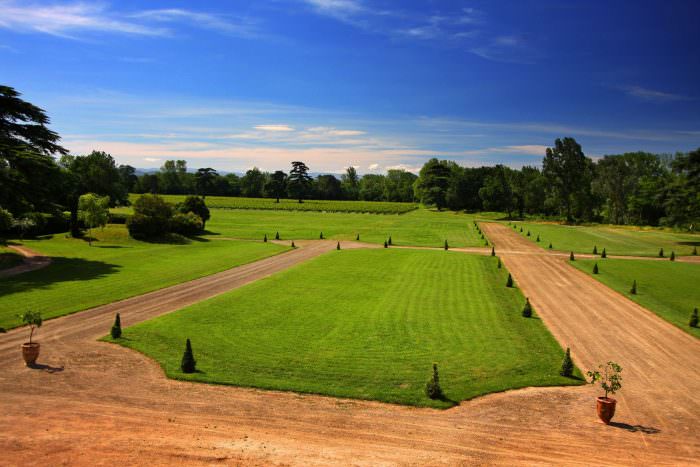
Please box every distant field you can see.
[509,221,700,257]
[572,259,700,338]
[128,194,418,214]
[0,225,287,330]
[114,206,493,248]
[112,249,582,408]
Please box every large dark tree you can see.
[265,170,287,202]
[664,148,700,228]
[341,166,360,200]
[479,164,514,218]
[542,137,593,222]
[194,167,218,197]
[240,167,266,198]
[0,85,67,215]
[287,161,312,203]
[359,174,386,201]
[316,174,343,200]
[415,158,452,210]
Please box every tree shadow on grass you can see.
[609,421,660,434]
[0,257,120,295]
[677,241,700,246]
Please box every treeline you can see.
[129,162,418,203]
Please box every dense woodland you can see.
[2,85,700,237]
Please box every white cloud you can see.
[144,157,160,162]
[254,124,295,132]
[131,8,259,38]
[620,85,691,103]
[368,163,380,170]
[306,126,365,136]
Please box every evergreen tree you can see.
[670,251,675,261]
[693,246,698,256]
[181,338,196,373]
[263,233,267,242]
[522,298,532,318]
[287,161,312,203]
[425,363,443,400]
[444,240,449,250]
[497,257,502,269]
[337,242,341,250]
[690,308,699,328]
[536,234,540,242]
[275,231,280,240]
[630,280,637,295]
[560,347,574,377]
[659,248,664,258]
[491,246,495,256]
[506,273,514,288]
[484,239,489,246]
[110,313,122,339]
[593,245,598,255]
[388,236,392,246]
[548,242,553,249]
[384,240,388,248]
[520,227,523,232]
[601,248,607,258]
[570,251,575,261]
[593,263,599,274]
[320,232,324,239]
[356,233,360,241]
[291,241,296,248]
[527,230,531,237]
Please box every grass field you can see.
[0,225,287,330]
[572,259,700,338]
[508,221,700,257]
[0,246,23,271]
[114,206,494,248]
[128,194,418,214]
[111,249,582,408]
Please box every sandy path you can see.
[1,234,699,465]
[0,244,51,278]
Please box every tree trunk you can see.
[70,203,80,238]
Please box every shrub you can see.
[593,245,597,255]
[689,308,698,328]
[630,280,637,295]
[506,273,513,288]
[264,233,268,243]
[526,231,531,237]
[491,246,495,257]
[444,240,449,250]
[388,236,392,246]
[178,196,210,229]
[658,248,664,258]
[291,241,296,248]
[319,232,324,239]
[336,242,341,250]
[127,194,173,240]
[12,216,37,239]
[18,310,42,344]
[520,227,523,232]
[536,235,540,242]
[108,212,132,224]
[693,246,697,256]
[0,207,14,233]
[497,257,502,269]
[356,233,360,241]
[111,313,122,339]
[601,248,607,258]
[170,212,203,236]
[569,251,575,261]
[560,347,574,377]
[593,263,599,274]
[384,240,388,248]
[484,240,489,246]
[425,363,443,400]
[587,361,622,399]
[670,251,675,261]
[181,338,196,373]
[548,242,553,249]
[522,298,532,317]
[275,231,280,240]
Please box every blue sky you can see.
[1,0,699,173]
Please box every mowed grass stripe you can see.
[572,259,700,338]
[114,249,581,408]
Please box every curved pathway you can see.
[0,235,698,465]
[0,244,51,278]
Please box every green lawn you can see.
[508,221,700,257]
[112,249,582,408]
[114,206,494,248]
[0,225,287,330]
[128,194,417,214]
[572,259,700,338]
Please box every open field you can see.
[115,206,494,248]
[0,225,287,330]
[508,221,700,257]
[111,248,581,408]
[572,258,700,338]
[129,194,418,214]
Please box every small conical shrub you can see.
[356,233,360,241]
[526,231,531,237]
[110,313,122,339]
[670,251,675,261]
[522,298,532,318]
[593,263,599,274]
[275,231,280,240]
[548,242,553,249]
[693,246,697,256]
[601,248,607,258]
[491,246,495,257]
[536,235,540,242]
[569,251,575,261]
[444,240,449,250]
[560,347,574,377]
[497,257,502,269]
[425,363,443,400]
[337,242,341,250]
[388,236,392,246]
[484,240,489,246]
[506,273,513,288]
[320,232,324,240]
[263,234,267,242]
[593,245,598,255]
[658,248,664,258]
[630,280,637,295]
[181,338,196,374]
[384,240,388,248]
[520,227,523,232]
[291,241,296,248]
[690,308,699,328]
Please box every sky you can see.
[1,0,699,174]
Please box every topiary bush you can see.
[690,308,699,328]
[384,240,388,248]
[319,232,324,239]
[275,231,280,240]
[444,240,449,250]
[497,257,502,269]
[536,234,540,242]
[601,248,607,258]
[658,248,664,258]
[181,338,196,373]
[693,246,697,256]
[491,246,495,256]
[425,363,444,400]
[522,298,532,318]
[670,251,675,261]
[526,231,531,237]
[336,242,341,250]
[263,233,268,242]
[593,263,599,274]
[548,242,553,249]
[388,236,392,246]
[291,241,296,248]
[570,251,575,261]
[356,233,360,241]
[170,212,203,236]
[506,273,513,288]
[630,280,637,295]
[560,347,574,377]
[110,313,122,339]
[593,245,598,255]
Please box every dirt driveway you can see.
[0,233,698,465]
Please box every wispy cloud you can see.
[0,1,261,39]
[620,85,691,103]
[254,124,296,132]
[470,35,537,64]
[0,44,19,53]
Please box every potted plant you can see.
[587,361,623,424]
[19,310,42,366]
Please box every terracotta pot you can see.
[21,342,40,366]
[596,396,616,424]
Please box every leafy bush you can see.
[171,212,204,236]
[108,212,132,224]
[425,363,443,399]
[111,313,122,339]
[587,361,622,399]
[178,196,210,229]
[127,194,173,240]
[0,207,13,233]
[560,347,574,377]
[181,338,196,373]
